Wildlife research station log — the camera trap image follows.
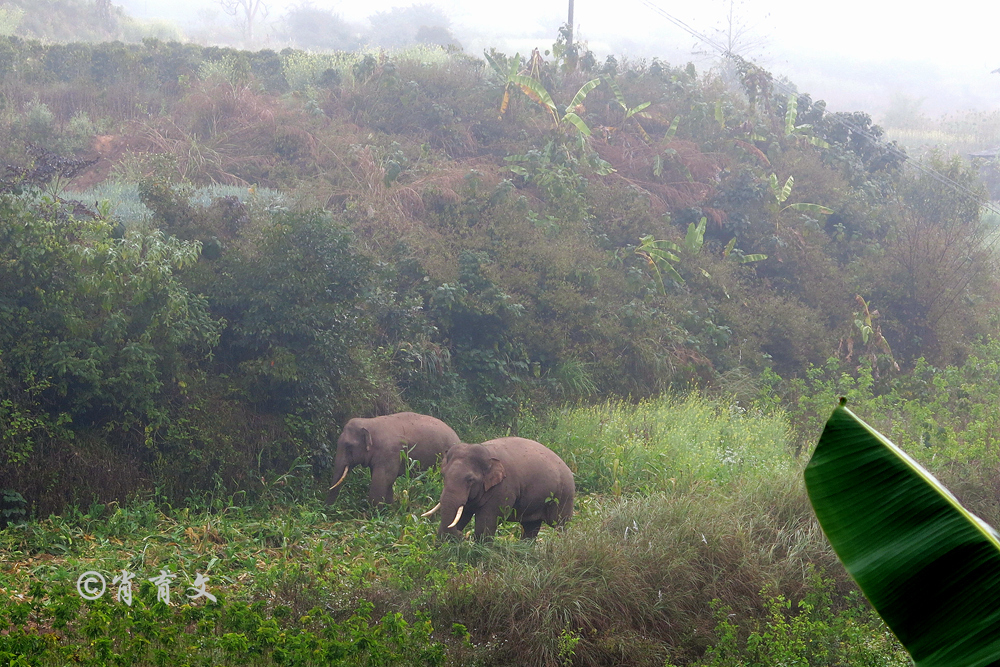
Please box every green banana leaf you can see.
[785,202,834,216]
[784,93,799,136]
[663,115,680,141]
[805,402,1000,667]
[561,111,592,136]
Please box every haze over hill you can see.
[113,0,1000,119]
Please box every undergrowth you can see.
[0,394,912,666]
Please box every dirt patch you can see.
[67,134,130,191]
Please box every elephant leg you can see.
[520,520,543,539]
[368,467,396,505]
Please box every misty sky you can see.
[121,0,1000,117]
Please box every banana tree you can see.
[604,76,651,141]
[806,402,1000,667]
[783,93,829,148]
[636,217,765,293]
[722,237,767,264]
[769,173,833,229]
[636,234,684,293]
[508,74,601,136]
[484,49,522,120]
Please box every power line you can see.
[633,0,1000,220]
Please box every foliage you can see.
[365,4,452,49]
[280,6,362,52]
[689,578,908,667]
[806,403,1000,666]
[0,191,218,437]
[0,31,996,529]
[0,397,909,667]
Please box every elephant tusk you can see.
[328,466,350,491]
[421,502,441,518]
[447,505,464,528]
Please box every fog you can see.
[116,0,1000,119]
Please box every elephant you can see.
[422,437,574,540]
[327,412,460,505]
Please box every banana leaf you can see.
[784,93,801,136]
[561,111,592,136]
[805,403,1000,667]
[663,115,680,141]
[785,202,834,216]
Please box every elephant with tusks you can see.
[327,412,460,506]
[423,437,574,540]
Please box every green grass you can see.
[0,394,907,666]
[536,394,793,495]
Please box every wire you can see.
[633,0,1000,220]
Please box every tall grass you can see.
[423,395,885,666]
[433,473,863,666]
[537,394,793,495]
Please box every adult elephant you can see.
[327,412,460,505]
[422,437,574,540]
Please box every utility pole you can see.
[567,0,574,49]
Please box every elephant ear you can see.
[484,458,505,491]
[361,428,373,452]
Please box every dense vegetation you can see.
[1,23,999,665]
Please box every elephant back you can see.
[482,437,575,519]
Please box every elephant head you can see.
[326,422,374,503]
[423,443,506,538]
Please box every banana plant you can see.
[722,237,767,264]
[805,402,1000,667]
[636,217,751,293]
[783,94,829,148]
[636,234,684,293]
[562,77,602,135]
[501,73,601,136]
[484,49,522,120]
[769,173,833,228]
[663,115,680,141]
[604,76,651,141]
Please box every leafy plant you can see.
[783,93,830,148]
[637,217,764,293]
[805,402,1000,666]
[604,76,652,140]
[767,173,833,229]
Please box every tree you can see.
[283,6,360,51]
[220,0,268,46]
[711,0,769,59]
[871,153,995,365]
[365,4,450,48]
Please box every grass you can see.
[535,394,793,495]
[64,182,289,229]
[0,394,907,666]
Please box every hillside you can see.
[2,26,1000,666]
[0,37,996,506]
